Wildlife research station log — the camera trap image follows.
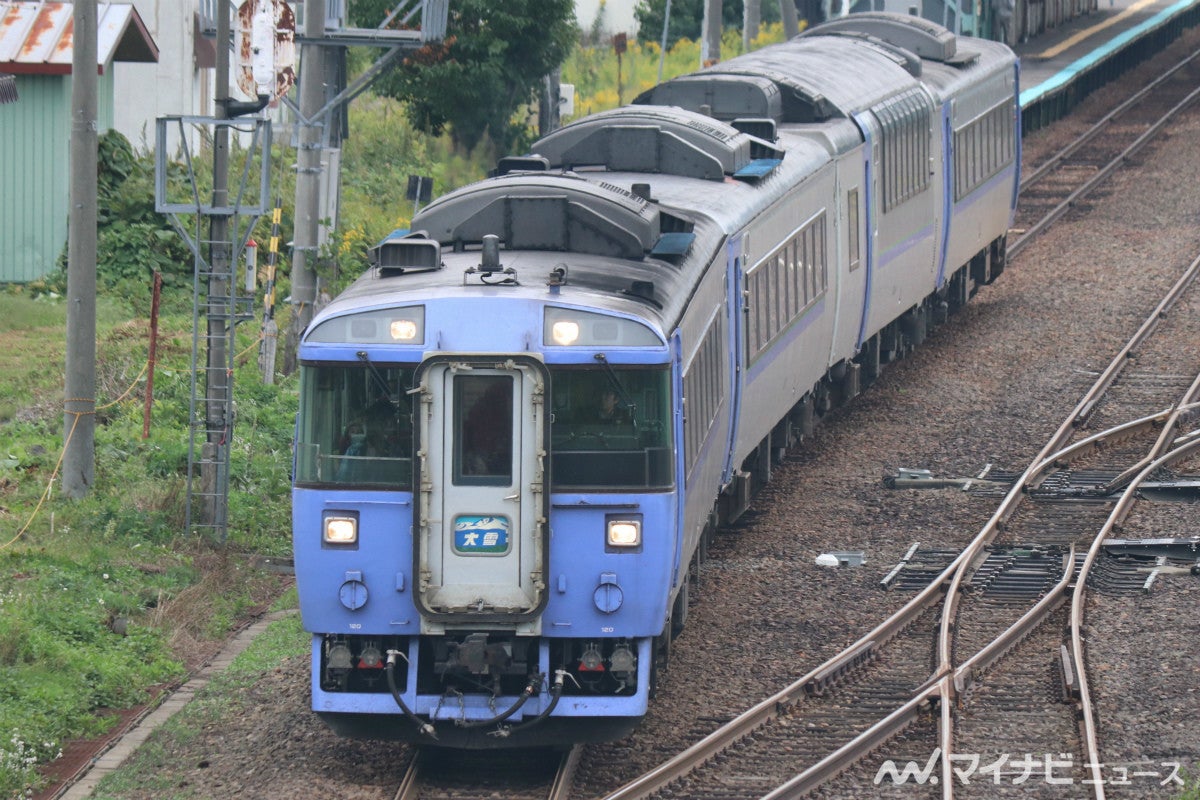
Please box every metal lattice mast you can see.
[155,115,271,541]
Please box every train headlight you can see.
[551,320,581,346]
[544,307,662,347]
[389,317,420,341]
[308,306,425,345]
[606,519,641,548]
[324,515,358,545]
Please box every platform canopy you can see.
[0,1,158,75]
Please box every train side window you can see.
[790,240,802,308]
[817,218,828,293]
[847,188,861,271]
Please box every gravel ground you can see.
[70,28,1200,800]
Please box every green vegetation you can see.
[0,21,790,797]
[634,0,783,48]
[1179,766,1200,799]
[0,299,296,796]
[353,0,578,152]
[562,22,788,117]
[88,613,310,800]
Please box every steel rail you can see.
[396,743,583,800]
[931,251,1200,790]
[758,409,1200,800]
[1010,84,1200,260]
[760,687,942,799]
[601,419,1190,798]
[760,151,1200,800]
[550,745,585,800]
[598,565,959,799]
[393,749,422,800]
[1019,49,1200,191]
[1069,380,1200,800]
[760,546,1075,800]
[937,246,1200,673]
[951,547,1076,691]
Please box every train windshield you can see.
[295,362,416,489]
[549,366,673,490]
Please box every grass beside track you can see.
[0,293,294,798]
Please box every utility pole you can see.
[743,0,761,51]
[780,0,801,38]
[63,0,97,499]
[657,0,673,83]
[702,0,723,66]
[287,0,326,366]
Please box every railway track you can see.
[1010,48,1200,259]
[393,744,583,800]
[598,261,1200,800]
[598,63,1200,797]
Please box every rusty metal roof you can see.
[0,1,157,75]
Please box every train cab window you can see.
[296,362,416,489]
[454,374,514,485]
[548,366,673,490]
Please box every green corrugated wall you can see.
[0,70,115,284]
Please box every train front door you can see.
[413,358,548,629]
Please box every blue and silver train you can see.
[291,13,1019,748]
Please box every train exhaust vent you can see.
[370,232,442,275]
[531,106,783,181]
[731,118,778,143]
[412,175,664,260]
[804,11,960,63]
[635,74,783,122]
[495,155,550,176]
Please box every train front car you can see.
[292,175,683,748]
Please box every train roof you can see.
[637,12,1015,124]
[309,13,1017,346]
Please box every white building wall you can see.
[112,0,207,154]
[575,0,640,34]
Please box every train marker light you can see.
[551,320,581,346]
[607,519,641,547]
[324,515,358,545]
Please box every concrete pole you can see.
[63,0,97,499]
[289,0,326,356]
[657,0,673,83]
[744,0,761,51]
[703,0,723,65]
[781,0,801,37]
